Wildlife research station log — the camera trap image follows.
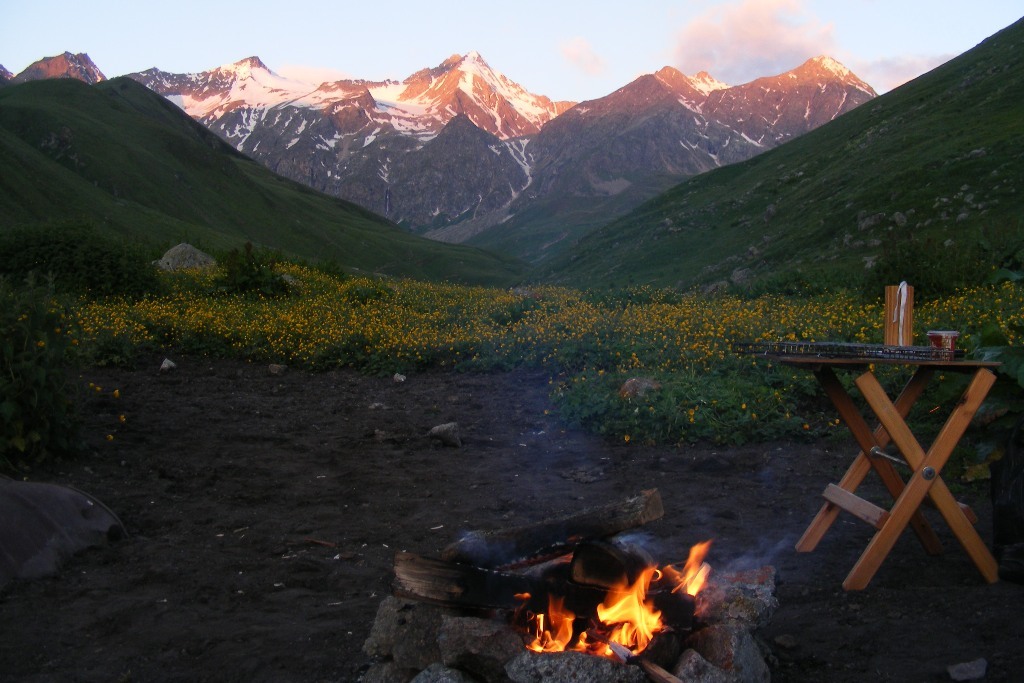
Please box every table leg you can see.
[796,367,940,554]
[844,369,999,589]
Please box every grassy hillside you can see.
[0,77,524,286]
[538,17,1024,295]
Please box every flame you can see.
[661,539,713,596]
[519,540,713,659]
[596,566,662,653]
[523,594,578,653]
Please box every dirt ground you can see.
[1,356,1021,682]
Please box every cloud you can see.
[560,37,607,77]
[672,0,836,84]
[276,63,353,85]
[851,53,955,94]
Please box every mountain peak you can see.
[690,70,730,95]
[220,56,271,77]
[807,55,851,78]
[12,52,105,84]
[463,50,487,66]
[794,55,877,95]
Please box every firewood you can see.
[441,489,664,567]
[393,552,611,617]
[569,538,655,588]
[393,552,539,610]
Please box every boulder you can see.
[154,243,216,271]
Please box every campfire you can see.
[382,489,769,682]
[515,538,713,658]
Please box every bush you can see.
[212,242,290,297]
[0,276,82,470]
[0,221,161,297]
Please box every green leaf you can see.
[0,400,17,422]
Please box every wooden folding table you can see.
[758,347,1001,590]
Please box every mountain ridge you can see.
[538,16,1024,293]
[0,76,524,285]
[6,49,877,264]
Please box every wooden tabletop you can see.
[768,355,1001,370]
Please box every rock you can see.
[429,422,462,447]
[159,358,177,373]
[772,634,798,650]
[505,650,646,683]
[362,660,420,683]
[672,649,738,683]
[947,658,987,681]
[154,243,216,271]
[268,364,287,376]
[618,377,662,399]
[438,616,523,682]
[696,566,778,629]
[411,663,480,683]
[685,623,770,683]
[364,597,449,670]
[729,268,753,286]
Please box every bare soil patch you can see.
[1,357,1021,681]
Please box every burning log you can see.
[394,552,540,611]
[442,488,665,568]
[570,539,654,588]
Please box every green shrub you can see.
[0,221,161,297]
[864,222,1024,298]
[212,242,290,297]
[0,276,82,470]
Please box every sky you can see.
[2,1,1021,100]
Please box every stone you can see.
[154,243,216,271]
[696,566,778,629]
[429,422,462,447]
[672,649,738,683]
[947,658,987,681]
[364,597,449,670]
[505,650,646,683]
[772,634,798,650]
[685,623,770,683]
[729,268,753,285]
[159,358,177,373]
[362,660,420,683]
[438,616,523,682]
[618,377,662,399]
[411,663,481,683]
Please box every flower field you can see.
[74,265,1024,447]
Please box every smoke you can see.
[720,532,798,573]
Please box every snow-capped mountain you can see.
[10,52,106,84]
[132,52,571,142]
[121,52,874,260]
[7,49,875,261]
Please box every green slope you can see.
[537,17,1024,294]
[0,77,524,286]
